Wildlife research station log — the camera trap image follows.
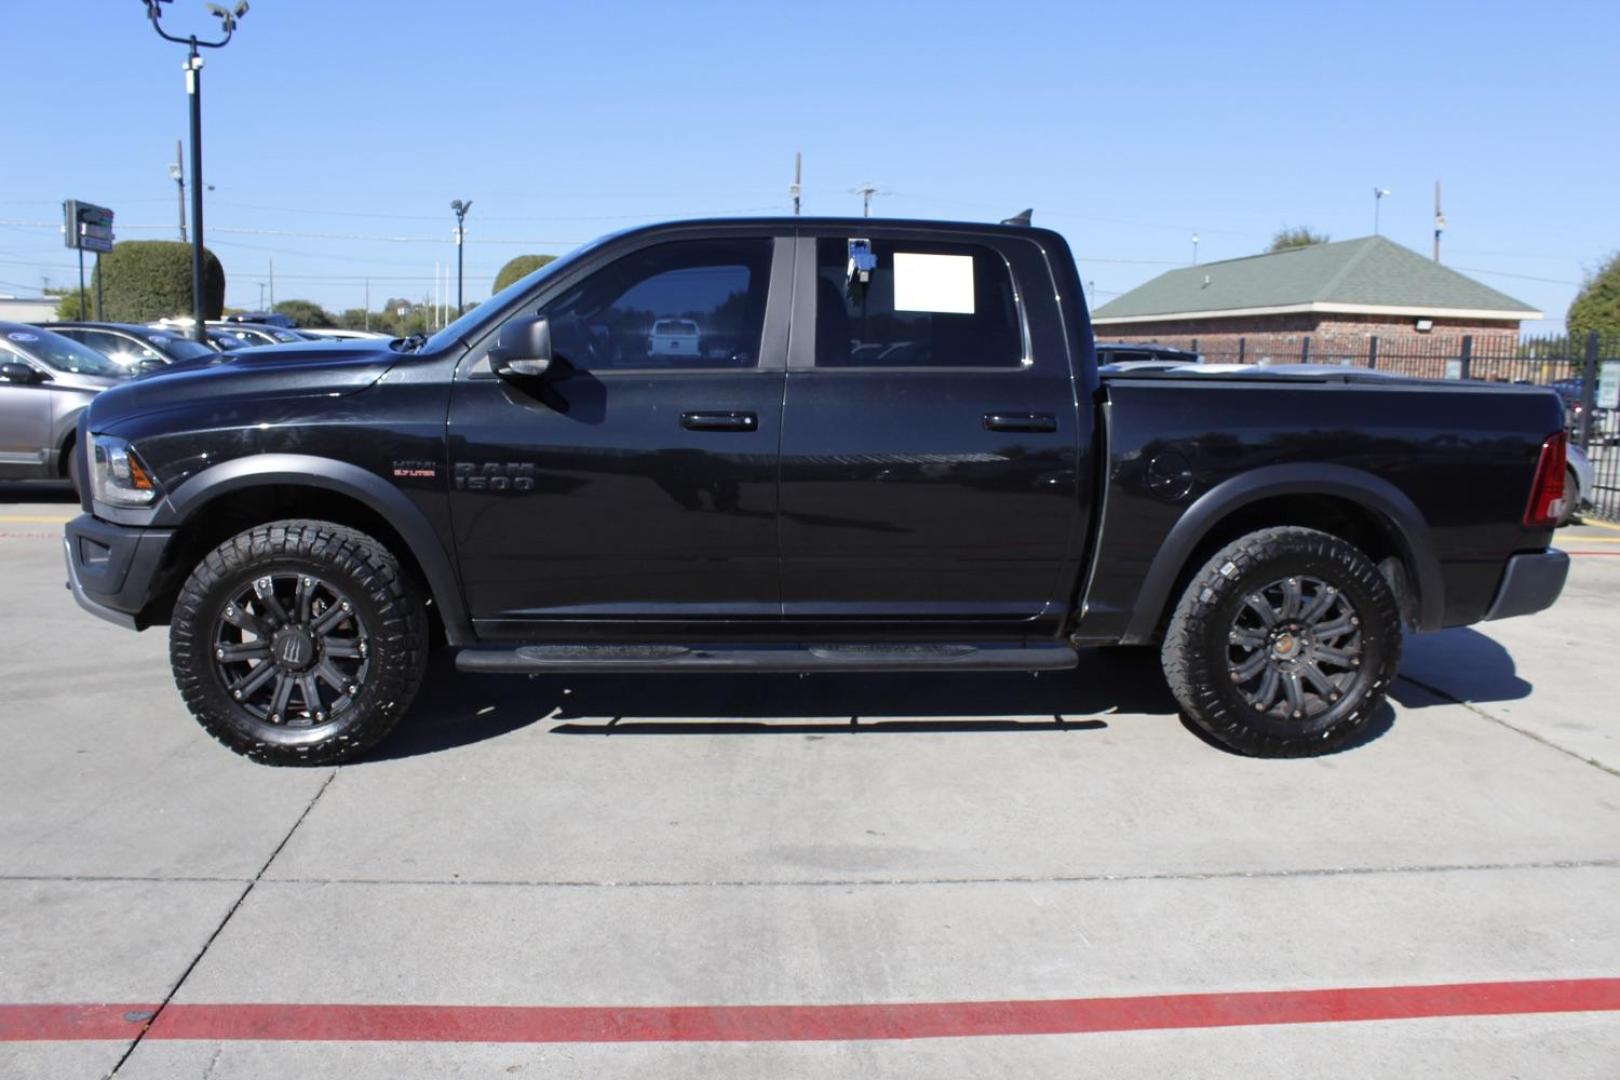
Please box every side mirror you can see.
[0,361,44,384]
[490,315,554,379]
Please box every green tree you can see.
[1267,226,1330,253]
[272,299,335,328]
[51,288,89,320]
[88,241,226,322]
[1567,252,1620,340]
[492,254,557,293]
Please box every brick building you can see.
[1091,236,1540,363]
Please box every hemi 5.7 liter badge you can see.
[391,460,438,479]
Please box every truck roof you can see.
[597,216,1067,244]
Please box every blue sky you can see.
[3,0,1615,327]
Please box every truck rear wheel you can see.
[169,520,428,766]
[1161,526,1401,757]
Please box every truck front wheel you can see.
[169,520,428,766]
[1161,527,1402,756]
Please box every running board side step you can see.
[455,642,1080,675]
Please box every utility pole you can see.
[854,183,881,217]
[143,0,249,343]
[169,140,187,242]
[790,152,802,215]
[450,199,471,315]
[267,258,274,311]
[1433,180,1446,262]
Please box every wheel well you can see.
[1162,494,1421,635]
[140,484,446,644]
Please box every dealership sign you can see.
[63,200,115,254]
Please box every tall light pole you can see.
[1373,187,1391,236]
[143,0,249,343]
[450,199,471,315]
[1192,231,1200,265]
[168,140,186,242]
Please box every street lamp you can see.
[142,0,249,343]
[450,199,472,315]
[1373,187,1391,236]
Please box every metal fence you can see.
[1173,331,1620,522]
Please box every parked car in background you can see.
[222,311,297,329]
[206,322,312,347]
[648,317,702,358]
[1564,441,1595,525]
[1095,342,1203,367]
[1549,377,1617,444]
[297,328,392,341]
[0,322,126,488]
[43,322,219,373]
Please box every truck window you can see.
[814,238,1025,369]
[540,238,772,370]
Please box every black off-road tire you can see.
[170,520,427,766]
[1161,526,1401,757]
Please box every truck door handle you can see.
[983,412,1057,433]
[681,411,758,432]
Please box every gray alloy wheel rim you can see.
[1226,574,1364,722]
[210,572,371,727]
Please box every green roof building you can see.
[1092,236,1540,362]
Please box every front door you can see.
[447,233,792,637]
[0,343,51,477]
[778,230,1085,629]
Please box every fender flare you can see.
[1121,463,1445,643]
[155,453,471,645]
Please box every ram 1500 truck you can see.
[62,217,1571,765]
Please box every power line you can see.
[1453,266,1582,286]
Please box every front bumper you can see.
[1483,549,1569,622]
[62,513,173,630]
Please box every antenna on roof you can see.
[1001,208,1033,227]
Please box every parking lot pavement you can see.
[2,490,1618,1078]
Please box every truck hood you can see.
[87,340,399,435]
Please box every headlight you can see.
[91,435,160,506]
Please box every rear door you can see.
[778,228,1084,629]
[446,230,793,636]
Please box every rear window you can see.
[814,238,1025,369]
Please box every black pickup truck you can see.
[62,217,1571,764]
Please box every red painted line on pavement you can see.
[4,979,1619,1044]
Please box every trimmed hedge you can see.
[91,240,226,322]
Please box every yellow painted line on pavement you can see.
[1578,518,1620,534]
[0,515,74,524]
[1565,535,1620,543]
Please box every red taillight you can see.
[1523,430,1568,528]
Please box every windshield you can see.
[420,233,613,353]
[145,334,217,361]
[2,328,125,377]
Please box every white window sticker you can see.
[148,334,170,344]
[893,252,975,314]
[7,332,39,342]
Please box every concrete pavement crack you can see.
[104,768,338,1079]
[1396,673,1620,779]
